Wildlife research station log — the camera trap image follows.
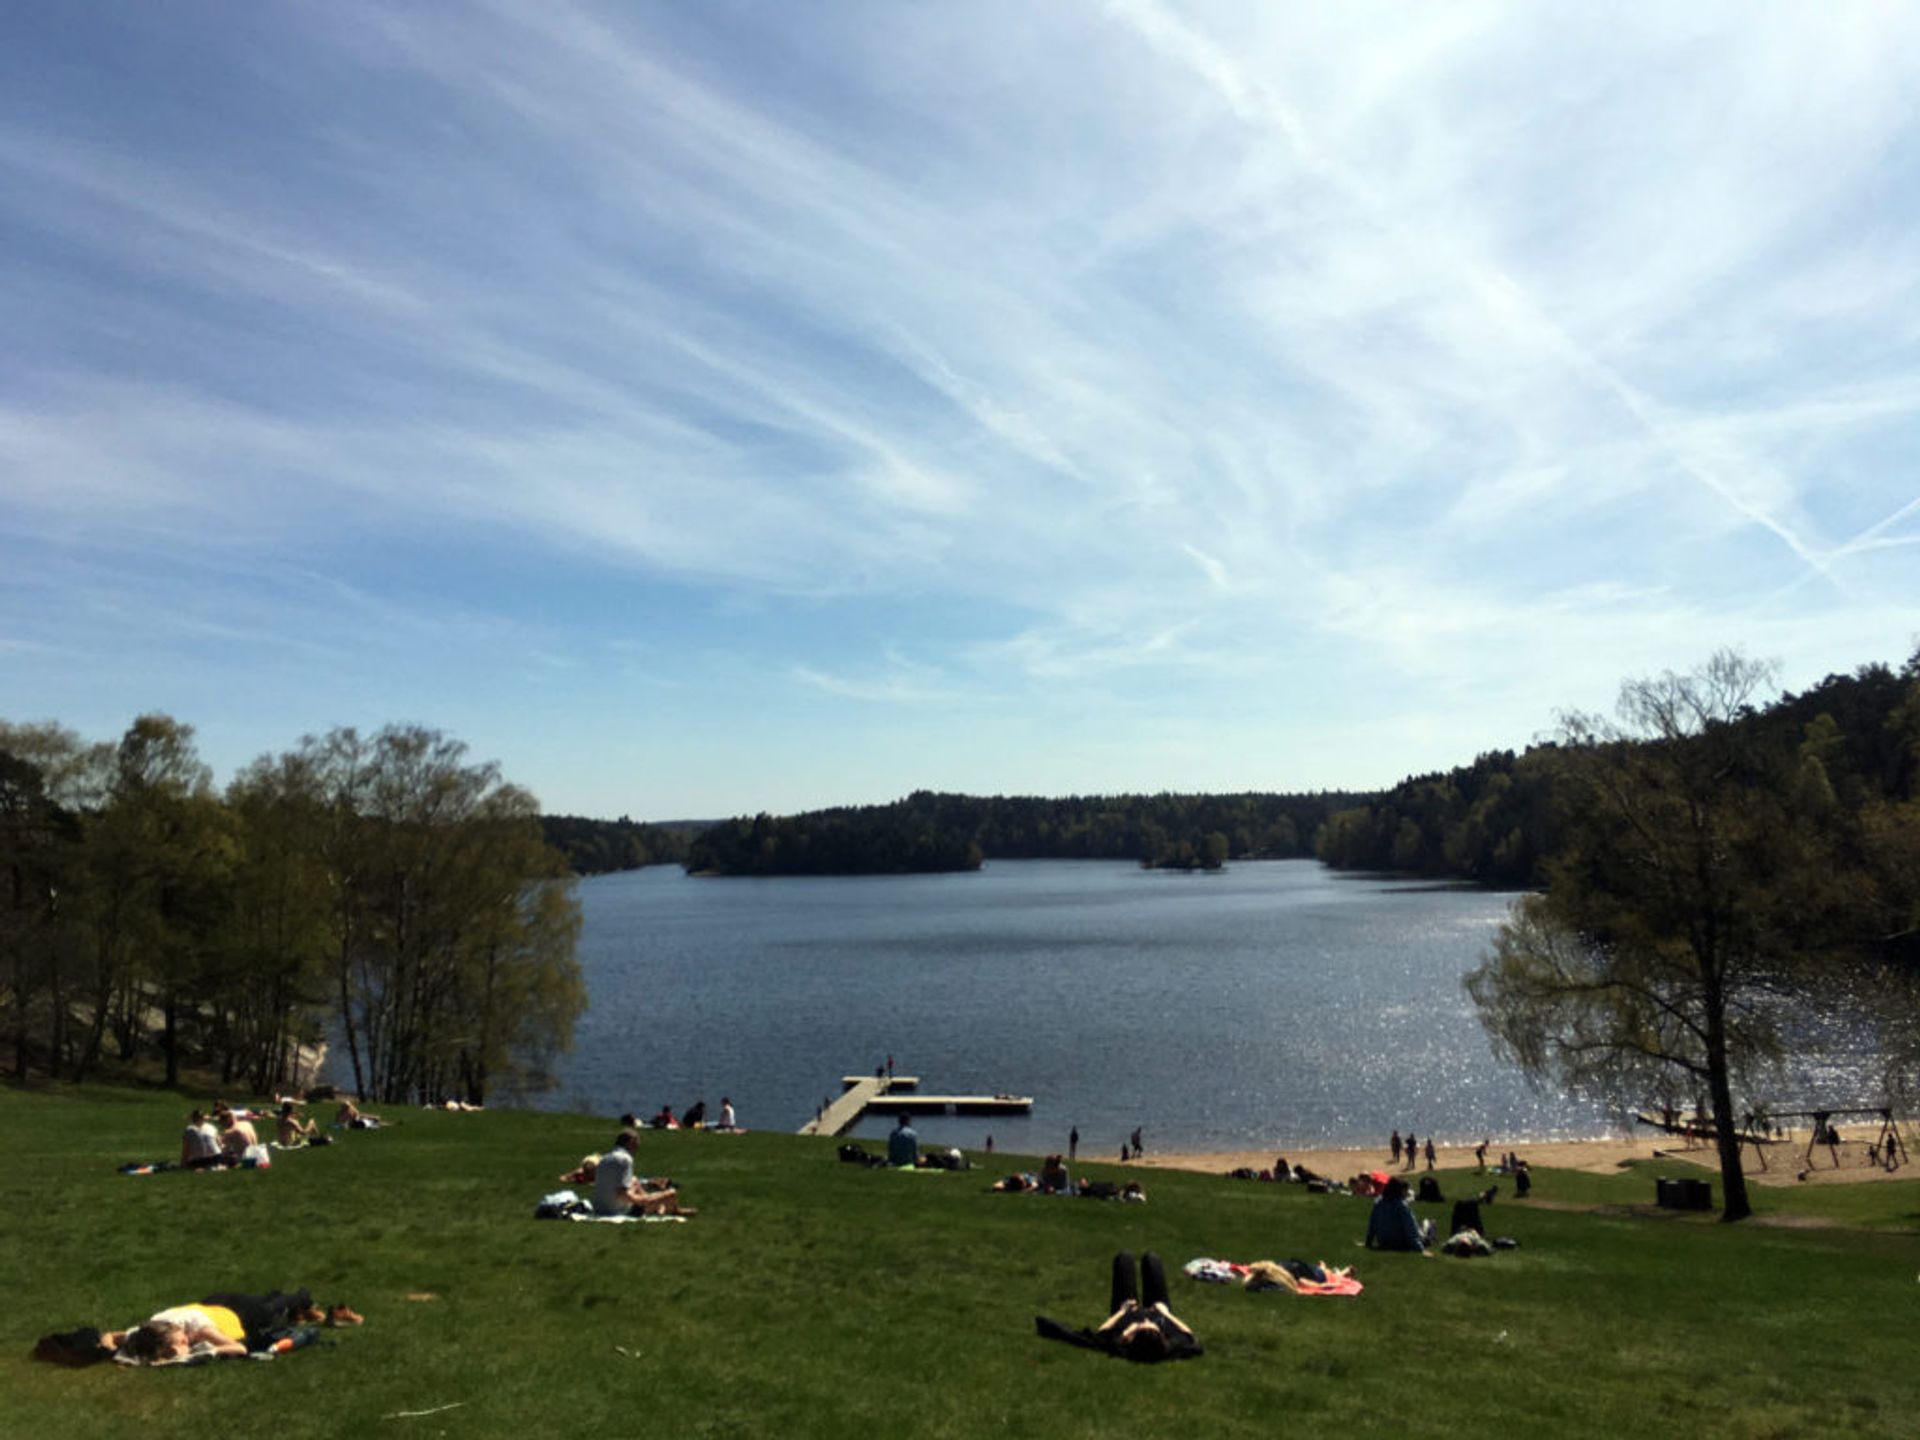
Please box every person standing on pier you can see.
[1070,1126,1080,1162]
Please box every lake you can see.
[544,858,1622,1154]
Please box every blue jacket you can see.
[888,1123,919,1167]
[1365,1195,1428,1251]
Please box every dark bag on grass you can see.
[34,1326,108,1366]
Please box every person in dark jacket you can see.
[1036,1251,1201,1363]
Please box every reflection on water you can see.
[548,859,1635,1153]
[547,860,1885,1152]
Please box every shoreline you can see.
[1115,1124,1911,1189]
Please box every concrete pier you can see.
[798,1074,1032,1137]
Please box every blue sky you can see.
[4,2,1918,819]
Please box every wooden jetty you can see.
[797,1074,1032,1137]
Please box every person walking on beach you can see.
[1131,1126,1144,1157]
[1404,1130,1418,1169]
[1424,1136,1436,1171]
[1070,1126,1080,1162]
[1390,1130,1403,1165]
[1474,1137,1489,1171]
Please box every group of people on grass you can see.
[177,1096,390,1171]
[106,1086,1526,1371]
[632,1096,738,1132]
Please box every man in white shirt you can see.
[591,1131,688,1216]
[180,1109,224,1170]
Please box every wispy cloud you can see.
[4,1,1918,811]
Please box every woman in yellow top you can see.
[106,1289,354,1361]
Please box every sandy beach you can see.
[1127,1123,1912,1189]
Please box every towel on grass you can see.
[1184,1257,1363,1297]
[535,1188,686,1223]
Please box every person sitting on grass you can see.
[887,1113,920,1167]
[1038,1153,1073,1193]
[592,1130,691,1217]
[277,1101,318,1146]
[105,1289,362,1361]
[181,1109,226,1170]
[216,1105,260,1160]
[1364,1176,1435,1253]
[1035,1251,1201,1363]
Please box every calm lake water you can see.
[544,858,1621,1154]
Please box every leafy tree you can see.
[269,726,585,1105]
[1465,652,1855,1220]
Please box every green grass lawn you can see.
[5,1084,1917,1439]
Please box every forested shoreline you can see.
[680,789,1365,876]
[541,813,698,875]
[1,718,583,1105]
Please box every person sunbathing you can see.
[216,1106,260,1159]
[277,1101,319,1146]
[336,1100,383,1129]
[104,1290,362,1361]
[1036,1251,1201,1363]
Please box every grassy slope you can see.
[4,1085,1917,1440]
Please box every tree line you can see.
[1312,658,1917,890]
[682,789,1366,876]
[1,716,584,1106]
[540,813,696,875]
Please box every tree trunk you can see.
[162,991,180,1087]
[1703,976,1751,1221]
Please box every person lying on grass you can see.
[336,1099,383,1128]
[1036,1251,1201,1363]
[593,1130,693,1216]
[104,1290,362,1361]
